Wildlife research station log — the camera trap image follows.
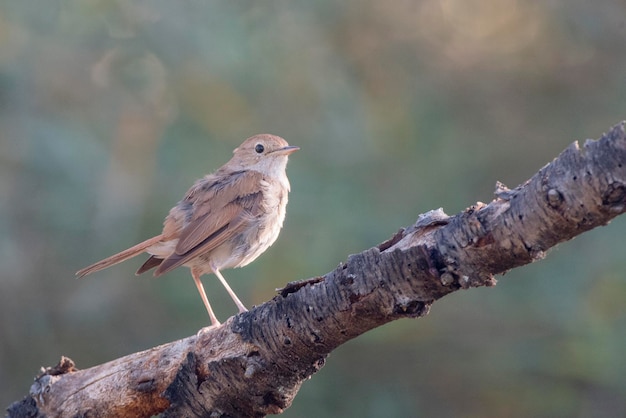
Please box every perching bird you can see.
[77,134,298,327]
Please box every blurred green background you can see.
[1,1,625,416]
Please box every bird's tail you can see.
[76,234,164,278]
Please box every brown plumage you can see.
[77,134,298,327]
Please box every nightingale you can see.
[77,134,299,327]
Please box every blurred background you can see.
[1,1,625,416]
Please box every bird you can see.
[77,134,299,327]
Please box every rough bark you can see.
[7,122,626,418]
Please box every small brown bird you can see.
[77,134,298,327]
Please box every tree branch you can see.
[8,122,626,418]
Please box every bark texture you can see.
[7,122,626,418]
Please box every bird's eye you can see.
[255,143,265,154]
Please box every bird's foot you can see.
[196,321,221,337]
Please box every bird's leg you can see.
[191,268,220,327]
[212,266,248,313]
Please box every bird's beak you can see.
[272,145,300,156]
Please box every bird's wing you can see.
[154,170,264,276]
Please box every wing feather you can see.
[153,170,265,276]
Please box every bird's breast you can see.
[231,179,289,268]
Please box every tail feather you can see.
[76,235,164,278]
[135,255,164,275]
